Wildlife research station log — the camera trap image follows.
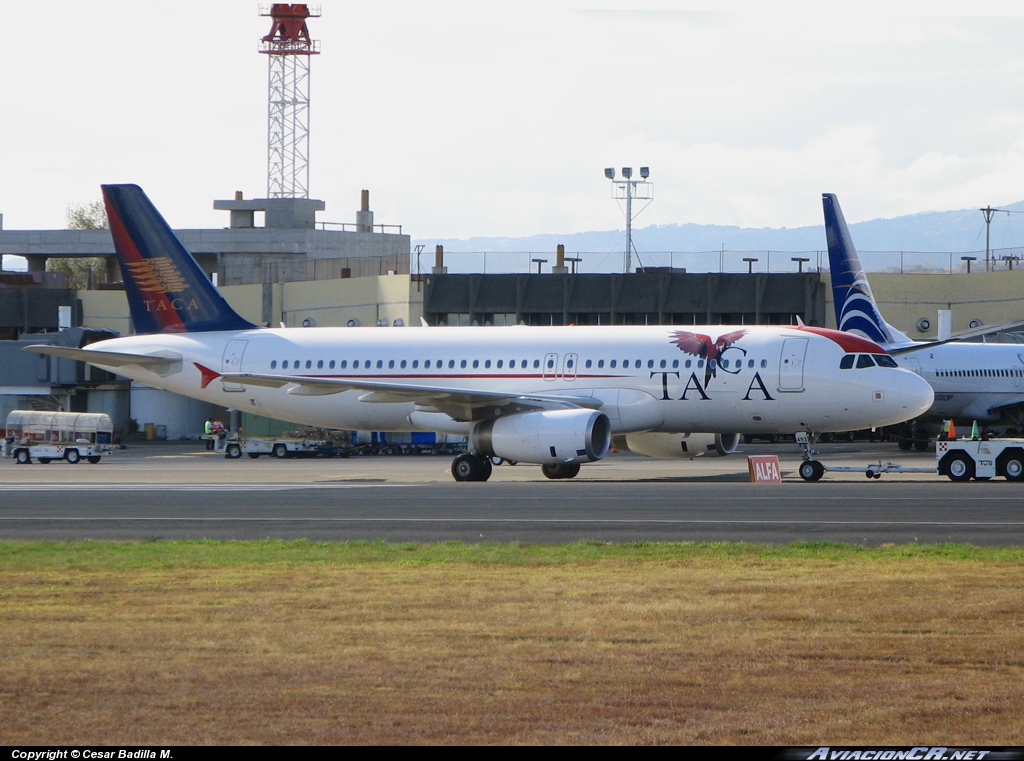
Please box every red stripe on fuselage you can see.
[794,325,886,353]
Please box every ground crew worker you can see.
[204,418,214,450]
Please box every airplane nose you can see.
[886,370,934,419]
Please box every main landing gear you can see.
[450,454,583,482]
[541,462,580,480]
[451,453,493,482]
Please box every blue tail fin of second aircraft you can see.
[822,193,907,346]
[101,184,257,334]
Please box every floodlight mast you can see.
[605,166,653,273]
[260,4,321,199]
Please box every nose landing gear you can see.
[795,431,825,482]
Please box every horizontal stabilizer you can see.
[23,345,181,370]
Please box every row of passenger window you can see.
[268,357,771,372]
[936,368,1024,378]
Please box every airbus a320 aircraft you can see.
[29,185,933,481]
[824,192,1024,449]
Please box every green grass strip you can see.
[0,539,1022,570]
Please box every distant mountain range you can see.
[415,200,1024,274]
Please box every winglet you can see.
[102,184,257,335]
[194,362,222,389]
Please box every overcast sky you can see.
[3,1,1024,240]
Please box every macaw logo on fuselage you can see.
[656,329,775,401]
[126,258,200,313]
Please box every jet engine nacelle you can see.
[620,432,740,459]
[470,409,611,465]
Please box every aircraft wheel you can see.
[798,460,825,482]
[451,453,491,482]
[15,449,30,464]
[541,462,581,480]
[65,449,80,464]
[914,437,930,452]
[87,456,102,464]
[998,450,1024,481]
[272,444,288,459]
[225,443,242,459]
[38,458,51,464]
[248,453,261,459]
[944,452,974,482]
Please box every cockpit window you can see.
[874,354,898,368]
[856,355,875,369]
[840,355,854,370]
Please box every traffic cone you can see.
[971,420,980,440]
[948,420,956,439]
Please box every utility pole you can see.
[981,206,998,272]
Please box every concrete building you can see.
[0,191,410,289]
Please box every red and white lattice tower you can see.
[259,4,320,198]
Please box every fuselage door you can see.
[778,338,808,392]
[562,353,578,381]
[543,353,559,381]
[907,356,923,376]
[222,339,248,392]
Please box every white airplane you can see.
[28,185,933,481]
[825,192,1024,449]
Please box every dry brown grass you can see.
[0,546,1022,745]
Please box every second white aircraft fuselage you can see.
[894,342,1024,424]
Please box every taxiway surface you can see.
[1,442,1021,545]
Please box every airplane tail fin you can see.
[822,193,909,345]
[101,184,257,334]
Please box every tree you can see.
[46,201,111,289]
[65,200,108,231]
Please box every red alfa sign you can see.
[747,455,782,483]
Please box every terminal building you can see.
[4,191,1024,439]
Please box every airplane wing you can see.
[945,317,1024,342]
[219,370,603,421]
[884,318,1024,355]
[24,345,181,370]
[989,397,1024,414]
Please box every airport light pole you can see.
[604,167,653,273]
